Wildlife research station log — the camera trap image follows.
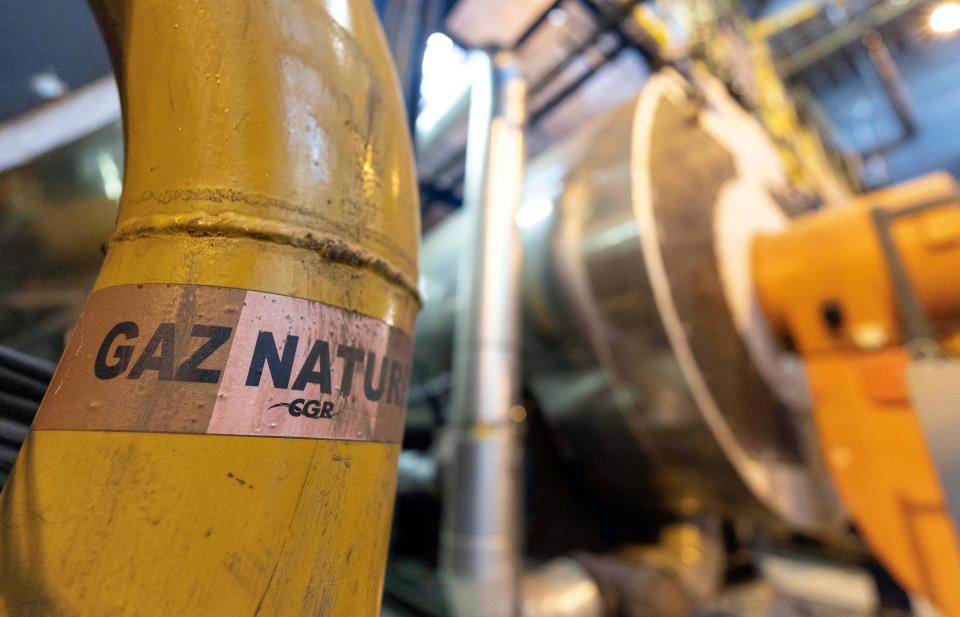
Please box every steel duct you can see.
[439,49,527,617]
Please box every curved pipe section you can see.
[0,2,419,615]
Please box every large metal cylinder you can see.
[414,68,843,534]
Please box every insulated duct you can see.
[439,49,527,617]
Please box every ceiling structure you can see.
[0,0,111,124]
[3,0,957,210]
[417,0,659,220]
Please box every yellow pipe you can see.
[0,1,420,615]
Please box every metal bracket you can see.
[869,193,960,359]
[872,192,960,539]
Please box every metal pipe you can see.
[416,1,635,188]
[0,366,49,402]
[0,344,56,383]
[529,39,627,127]
[527,1,636,96]
[0,77,120,174]
[775,0,923,77]
[440,49,527,617]
[0,2,421,615]
[0,444,20,467]
[0,391,39,422]
[512,0,565,50]
[0,418,29,447]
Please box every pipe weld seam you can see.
[109,211,422,304]
[130,188,416,275]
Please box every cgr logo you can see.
[268,398,337,419]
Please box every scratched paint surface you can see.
[0,0,419,614]
[0,432,400,616]
[209,288,410,441]
[35,284,412,443]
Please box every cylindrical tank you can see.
[413,68,843,534]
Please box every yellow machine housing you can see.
[754,173,960,616]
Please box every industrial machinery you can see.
[755,173,960,616]
[403,63,960,616]
[3,1,960,617]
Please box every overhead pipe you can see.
[0,1,420,615]
[440,49,526,617]
[525,1,636,97]
[527,37,628,127]
[775,0,923,77]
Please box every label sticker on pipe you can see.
[34,284,412,443]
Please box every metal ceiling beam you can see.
[753,0,824,40]
[512,0,565,49]
[776,0,926,77]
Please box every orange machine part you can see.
[752,174,960,615]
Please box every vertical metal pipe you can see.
[440,49,526,617]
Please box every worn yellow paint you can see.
[0,1,419,615]
[753,175,960,617]
[2,434,400,616]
